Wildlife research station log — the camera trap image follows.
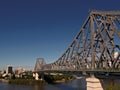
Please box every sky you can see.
[0,0,120,70]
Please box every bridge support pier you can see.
[33,72,44,80]
[86,77,103,90]
[33,73,39,80]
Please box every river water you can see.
[0,78,86,90]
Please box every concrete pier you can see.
[33,73,39,80]
[86,78,103,90]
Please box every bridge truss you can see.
[34,58,46,71]
[36,10,120,71]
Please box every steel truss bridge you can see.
[34,10,120,75]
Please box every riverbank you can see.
[0,74,75,86]
[9,79,46,86]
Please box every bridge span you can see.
[34,10,120,90]
[35,10,120,72]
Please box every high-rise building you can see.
[6,65,13,74]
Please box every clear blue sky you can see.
[0,0,120,70]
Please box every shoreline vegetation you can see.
[44,74,75,84]
[0,74,75,86]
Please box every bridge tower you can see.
[34,58,46,80]
[34,58,46,71]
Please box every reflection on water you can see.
[33,84,60,90]
[0,82,32,90]
[55,77,86,90]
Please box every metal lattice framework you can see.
[35,10,120,71]
[34,58,46,71]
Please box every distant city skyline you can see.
[0,0,120,70]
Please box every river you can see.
[0,78,86,90]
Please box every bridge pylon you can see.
[34,58,46,71]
